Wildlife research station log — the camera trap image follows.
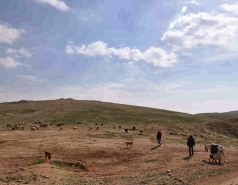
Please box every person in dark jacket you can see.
[187,135,195,156]
[156,130,162,145]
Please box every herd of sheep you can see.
[5,120,144,134]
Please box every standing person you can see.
[156,130,162,146]
[187,135,195,156]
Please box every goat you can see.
[60,126,63,130]
[44,150,52,161]
[139,129,144,134]
[124,129,128,133]
[73,127,77,130]
[125,141,133,148]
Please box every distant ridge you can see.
[196,110,238,121]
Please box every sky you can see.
[0,0,238,114]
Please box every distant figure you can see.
[156,130,162,145]
[187,135,195,156]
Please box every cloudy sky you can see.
[0,0,238,114]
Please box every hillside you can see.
[0,99,237,141]
[0,99,238,185]
[196,110,238,121]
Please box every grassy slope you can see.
[0,99,237,144]
[196,111,238,121]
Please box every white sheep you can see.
[209,151,225,164]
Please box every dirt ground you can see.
[0,125,237,185]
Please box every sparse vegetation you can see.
[0,99,237,185]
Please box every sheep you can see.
[209,151,225,164]
[60,126,63,130]
[209,154,218,163]
[132,126,136,131]
[78,121,82,124]
[139,129,144,134]
[73,127,77,130]
[57,122,64,126]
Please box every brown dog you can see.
[44,150,52,161]
[125,141,133,148]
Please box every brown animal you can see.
[139,129,144,134]
[96,126,99,130]
[73,127,77,130]
[60,126,63,130]
[44,150,52,161]
[125,141,134,148]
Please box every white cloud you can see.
[17,75,44,83]
[66,41,177,67]
[0,57,23,69]
[181,6,187,14]
[190,0,199,5]
[161,12,238,50]
[0,22,25,44]
[35,0,69,12]
[6,48,32,58]
[219,3,238,14]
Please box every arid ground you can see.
[0,124,237,185]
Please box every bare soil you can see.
[0,125,237,185]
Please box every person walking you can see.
[156,130,162,146]
[187,135,195,156]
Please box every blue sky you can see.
[0,0,238,114]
